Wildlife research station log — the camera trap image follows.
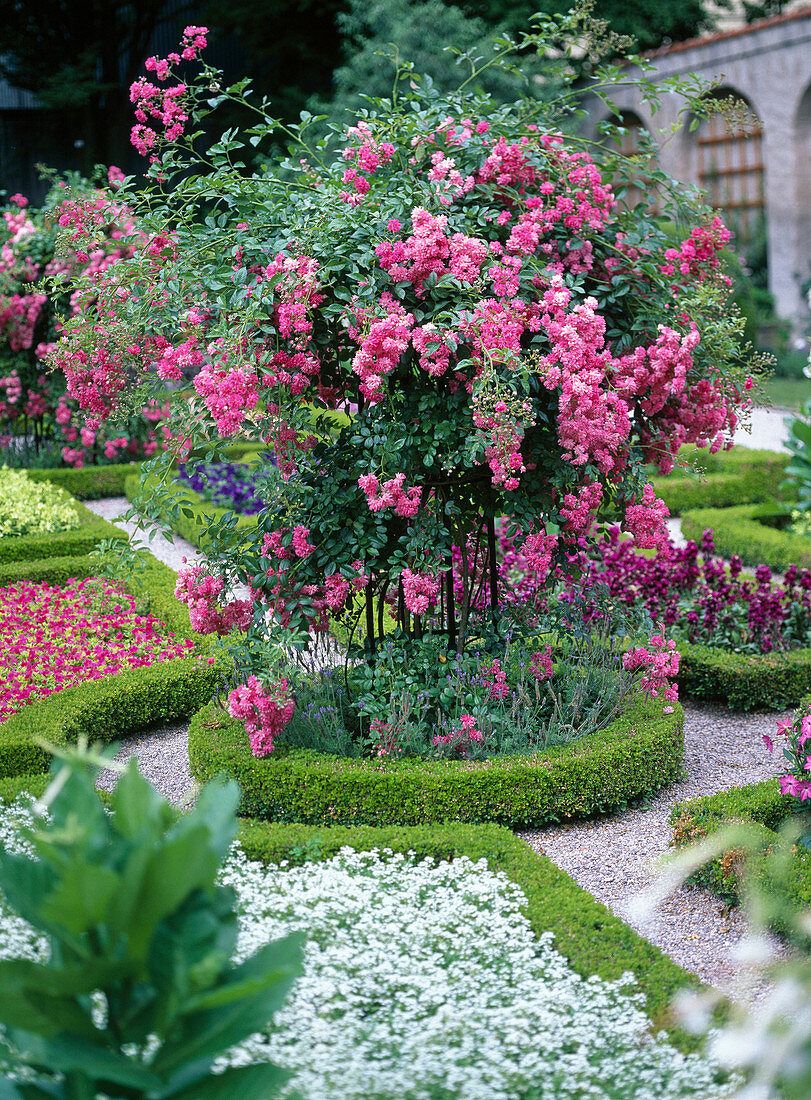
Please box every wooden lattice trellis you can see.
[697,103,765,244]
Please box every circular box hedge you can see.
[188,696,685,828]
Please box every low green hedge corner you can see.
[681,502,811,571]
[651,447,789,515]
[189,697,685,828]
[25,463,142,500]
[0,498,125,565]
[236,819,716,1051]
[670,780,811,934]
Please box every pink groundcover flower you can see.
[0,577,197,721]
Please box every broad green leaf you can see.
[162,1062,293,1100]
[112,760,173,840]
[39,861,120,934]
[151,933,303,1075]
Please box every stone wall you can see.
[588,8,811,321]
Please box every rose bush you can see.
[0,171,169,467]
[51,15,758,757]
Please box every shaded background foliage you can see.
[0,0,793,198]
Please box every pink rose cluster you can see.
[130,26,208,160]
[765,711,811,802]
[227,675,294,757]
[621,628,680,708]
[0,578,196,721]
[174,562,252,635]
[358,472,422,517]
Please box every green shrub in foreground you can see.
[0,751,302,1098]
[189,696,685,827]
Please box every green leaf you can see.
[162,1062,293,1100]
[40,861,120,934]
[151,933,303,1075]
[111,759,170,841]
[12,1034,162,1089]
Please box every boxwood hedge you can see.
[678,641,811,711]
[651,447,788,516]
[25,462,142,499]
[680,502,811,571]
[0,550,227,780]
[188,696,685,828]
[0,499,125,564]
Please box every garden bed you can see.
[188,695,685,828]
[0,552,225,780]
[680,502,811,571]
[0,776,718,1055]
[650,446,788,515]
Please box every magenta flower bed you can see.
[0,577,195,721]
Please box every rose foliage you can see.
[51,16,757,756]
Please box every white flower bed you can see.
[0,801,735,1099]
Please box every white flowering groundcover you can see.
[0,800,735,1100]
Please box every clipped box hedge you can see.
[651,447,789,516]
[0,498,125,565]
[669,779,811,931]
[237,819,716,1050]
[0,551,227,780]
[25,462,142,500]
[680,502,811,571]
[188,696,685,828]
[678,641,811,712]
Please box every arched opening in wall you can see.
[607,110,658,213]
[794,82,811,319]
[695,92,765,248]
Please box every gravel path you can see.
[520,702,791,998]
[83,496,202,571]
[95,721,195,804]
[734,405,791,452]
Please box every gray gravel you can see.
[734,405,792,452]
[95,721,195,804]
[83,496,202,571]
[520,702,792,998]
